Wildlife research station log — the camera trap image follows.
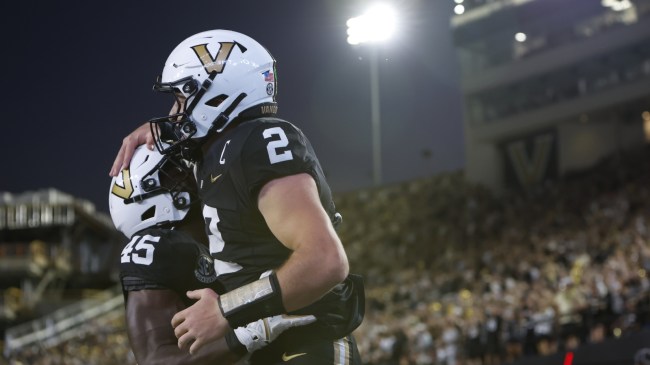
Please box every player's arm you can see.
[127,290,240,365]
[110,123,156,177]
[109,98,182,177]
[257,172,349,311]
[171,173,347,354]
[135,289,314,362]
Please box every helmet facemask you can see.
[149,75,202,157]
[124,152,195,211]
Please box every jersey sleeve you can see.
[119,229,222,295]
[240,121,318,196]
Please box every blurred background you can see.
[1,0,650,364]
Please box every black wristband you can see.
[224,329,247,356]
[218,272,285,329]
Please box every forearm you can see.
[218,237,348,327]
[275,240,348,312]
[127,290,242,365]
[256,173,350,313]
[217,243,348,329]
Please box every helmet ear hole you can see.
[143,178,157,191]
[183,80,198,94]
[174,196,188,209]
[181,122,197,135]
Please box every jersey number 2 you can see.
[263,127,293,164]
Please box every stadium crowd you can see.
[339,146,650,365]
[4,146,650,364]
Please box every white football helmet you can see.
[108,145,193,238]
[149,29,278,154]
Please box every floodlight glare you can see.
[345,4,398,185]
[346,4,397,45]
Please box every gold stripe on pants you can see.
[333,337,350,365]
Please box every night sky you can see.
[1,0,464,214]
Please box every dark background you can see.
[1,0,464,213]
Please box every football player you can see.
[109,144,315,365]
[110,29,365,364]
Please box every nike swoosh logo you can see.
[210,174,222,183]
[172,62,189,68]
[282,352,307,361]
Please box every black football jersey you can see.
[195,117,337,291]
[119,227,222,296]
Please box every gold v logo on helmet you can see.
[111,169,134,199]
[191,41,243,74]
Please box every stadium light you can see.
[346,4,397,45]
[346,4,397,186]
[602,0,632,11]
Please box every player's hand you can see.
[109,123,157,177]
[171,288,231,355]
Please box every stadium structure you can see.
[452,0,650,191]
[0,189,125,356]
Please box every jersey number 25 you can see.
[120,235,159,265]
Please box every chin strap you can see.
[124,190,162,205]
[209,92,248,135]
